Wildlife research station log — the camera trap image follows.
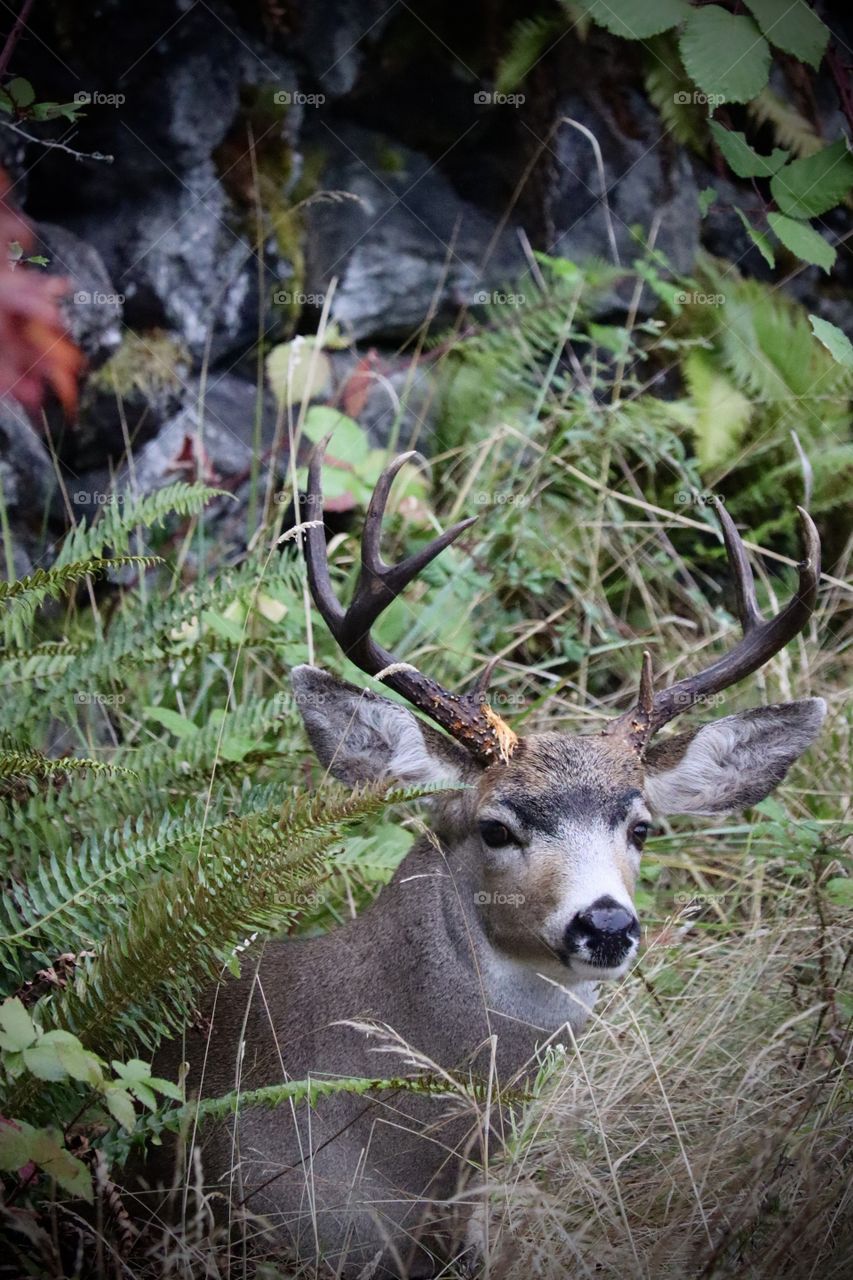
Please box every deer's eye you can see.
[479,820,514,848]
[629,821,651,849]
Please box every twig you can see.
[0,0,35,80]
[0,118,113,162]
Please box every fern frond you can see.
[495,16,561,93]
[1,557,157,635]
[7,785,449,1096]
[53,483,223,568]
[0,745,129,784]
[747,89,823,159]
[643,35,708,152]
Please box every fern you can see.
[643,34,708,152]
[0,744,128,785]
[495,16,561,93]
[1,556,156,637]
[747,88,823,159]
[52,482,222,568]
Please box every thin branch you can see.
[0,119,113,163]
[0,0,35,80]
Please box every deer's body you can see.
[138,452,825,1278]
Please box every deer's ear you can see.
[291,666,477,788]
[643,699,826,817]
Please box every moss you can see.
[88,331,190,400]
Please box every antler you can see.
[301,443,518,765]
[604,501,821,753]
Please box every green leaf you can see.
[770,140,853,218]
[143,706,200,739]
[698,187,717,217]
[36,1030,102,1085]
[767,213,835,272]
[0,998,37,1052]
[825,877,853,907]
[302,406,369,466]
[266,338,331,406]
[29,1129,93,1201]
[575,0,690,39]
[708,121,789,178]
[0,1119,34,1169]
[104,1085,137,1131]
[735,208,776,267]
[679,8,771,105]
[808,315,853,369]
[744,0,829,71]
[6,77,35,107]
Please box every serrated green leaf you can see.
[575,0,689,39]
[744,0,829,70]
[767,213,835,271]
[0,998,37,1052]
[808,315,853,369]
[104,1085,137,1131]
[29,1129,93,1201]
[770,140,853,218]
[0,1120,34,1169]
[708,121,789,178]
[735,207,776,267]
[266,338,330,406]
[680,8,771,105]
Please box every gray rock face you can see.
[0,398,61,572]
[304,125,528,342]
[69,164,261,363]
[33,223,123,368]
[549,92,700,282]
[292,0,396,97]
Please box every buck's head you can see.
[293,450,825,982]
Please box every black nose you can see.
[564,895,640,968]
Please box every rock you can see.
[304,125,528,342]
[104,372,285,504]
[33,223,123,368]
[548,91,700,300]
[697,171,774,282]
[0,398,63,571]
[291,0,396,98]
[67,331,193,473]
[327,349,438,450]
[68,163,268,364]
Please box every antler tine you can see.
[606,505,820,752]
[301,441,518,765]
[304,433,346,636]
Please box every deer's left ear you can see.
[643,699,826,816]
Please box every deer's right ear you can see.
[291,666,477,788]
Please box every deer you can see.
[140,449,825,1279]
